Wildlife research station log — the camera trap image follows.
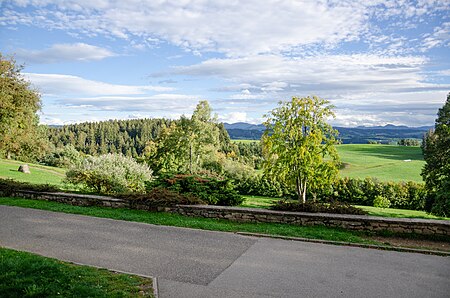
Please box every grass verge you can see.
[0,197,376,244]
[0,247,153,297]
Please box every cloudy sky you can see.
[1,0,449,127]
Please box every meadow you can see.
[336,144,424,183]
[0,158,65,186]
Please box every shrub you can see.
[117,187,205,208]
[65,154,153,194]
[322,178,427,211]
[149,174,243,206]
[373,195,391,208]
[41,145,82,168]
[271,200,367,215]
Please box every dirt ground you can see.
[369,236,450,252]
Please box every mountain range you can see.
[224,122,433,144]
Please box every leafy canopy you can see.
[262,96,340,203]
[0,53,48,160]
[421,93,450,216]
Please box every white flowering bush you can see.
[65,153,153,194]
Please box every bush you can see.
[322,178,427,211]
[271,200,367,215]
[117,187,205,208]
[373,195,391,208]
[0,178,60,196]
[65,154,153,194]
[234,174,291,198]
[150,174,243,206]
[40,145,82,168]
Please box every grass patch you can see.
[241,195,449,221]
[241,195,278,209]
[0,247,153,297]
[357,205,450,220]
[0,158,65,187]
[0,197,376,244]
[336,144,424,182]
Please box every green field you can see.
[336,144,424,182]
[0,158,65,186]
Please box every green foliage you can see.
[421,93,450,217]
[117,187,205,208]
[147,101,222,174]
[65,153,153,194]
[262,96,340,203]
[0,54,50,161]
[324,177,426,211]
[48,118,173,158]
[40,144,83,168]
[271,200,367,215]
[373,195,391,208]
[234,174,288,198]
[234,141,263,169]
[398,138,420,146]
[150,174,243,206]
[0,247,154,297]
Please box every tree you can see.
[262,96,340,203]
[149,101,220,174]
[421,93,450,216]
[0,54,48,160]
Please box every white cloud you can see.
[218,112,248,123]
[168,54,437,94]
[4,1,447,57]
[15,43,115,63]
[421,22,450,51]
[25,73,174,96]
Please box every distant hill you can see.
[224,123,433,144]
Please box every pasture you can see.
[0,158,65,186]
[337,144,424,182]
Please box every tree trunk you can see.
[189,144,193,174]
[296,177,307,204]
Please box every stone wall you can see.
[168,205,450,236]
[6,190,449,237]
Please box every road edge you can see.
[236,232,450,256]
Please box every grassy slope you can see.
[0,247,154,297]
[336,144,424,182]
[0,158,65,186]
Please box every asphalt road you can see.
[0,205,449,297]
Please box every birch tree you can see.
[262,96,340,203]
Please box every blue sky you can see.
[1,0,449,127]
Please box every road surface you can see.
[0,205,449,297]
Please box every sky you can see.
[1,0,449,127]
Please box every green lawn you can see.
[336,144,424,182]
[0,247,154,297]
[0,197,376,244]
[0,158,65,186]
[240,195,449,221]
[356,205,449,220]
[241,195,279,209]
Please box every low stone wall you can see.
[168,205,450,236]
[5,190,450,237]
